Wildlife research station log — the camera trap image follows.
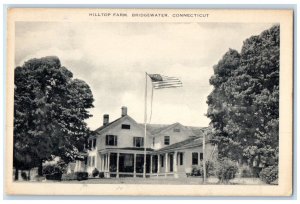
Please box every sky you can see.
[15,22,275,130]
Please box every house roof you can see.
[155,127,212,152]
[94,116,124,133]
[93,114,207,139]
[144,124,170,135]
[138,122,205,137]
[93,115,152,137]
[157,137,200,152]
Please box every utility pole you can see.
[203,133,206,183]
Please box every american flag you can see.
[148,74,183,89]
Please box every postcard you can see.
[5,8,293,196]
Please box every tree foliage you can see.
[207,25,279,169]
[14,56,94,176]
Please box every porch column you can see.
[174,151,178,178]
[133,153,136,178]
[105,154,108,172]
[116,152,120,178]
[157,154,160,176]
[165,153,169,177]
[107,153,110,178]
[101,155,104,171]
[98,153,101,171]
[107,153,110,172]
[102,154,106,172]
[150,155,153,175]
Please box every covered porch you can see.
[98,148,155,178]
[98,149,188,178]
[152,151,186,178]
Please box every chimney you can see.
[121,106,127,117]
[103,114,109,126]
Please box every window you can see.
[192,152,198,165]
[164,136,170,145]
[152,137,155,147]
[106,135,118,146]
[133,137,144,147]
[121,124,130,129]
[200,153,203,161]
[88,140,92,149]
[93,138,96,149]
[161,155,164,167]
[174,128,180,132]
[179,153,183,165]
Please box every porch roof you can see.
[98,147,154,154]
[154,136,211,153]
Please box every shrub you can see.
[191,166,201,176]
[99,172,105,178]
[21,172,28,180]
[240,166,254,178]
[259,165,278,184]
[62,173,77,181]
[43,164,63,181]
[75,172,88,181]
[216,158,239,184]
[45,172,62,181]
[92,168,100,177]
[42,164,63,175]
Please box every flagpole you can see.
[143,72,148,178]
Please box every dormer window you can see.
[121,124,130,129]
[174,128,180,132]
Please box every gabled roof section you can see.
[94,116,124,133]
[94,115,152,137]
[139,122,207,137]
[143,124,171,135]
[150,122,199,137]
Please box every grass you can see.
[57,177,269,185]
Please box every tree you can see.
[207,49,242,161]
[207,25,279,170]
[14,56,94,179]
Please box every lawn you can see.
[58,177,268,185]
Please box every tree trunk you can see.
[14,167,19,181]
[38,161,43,176]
